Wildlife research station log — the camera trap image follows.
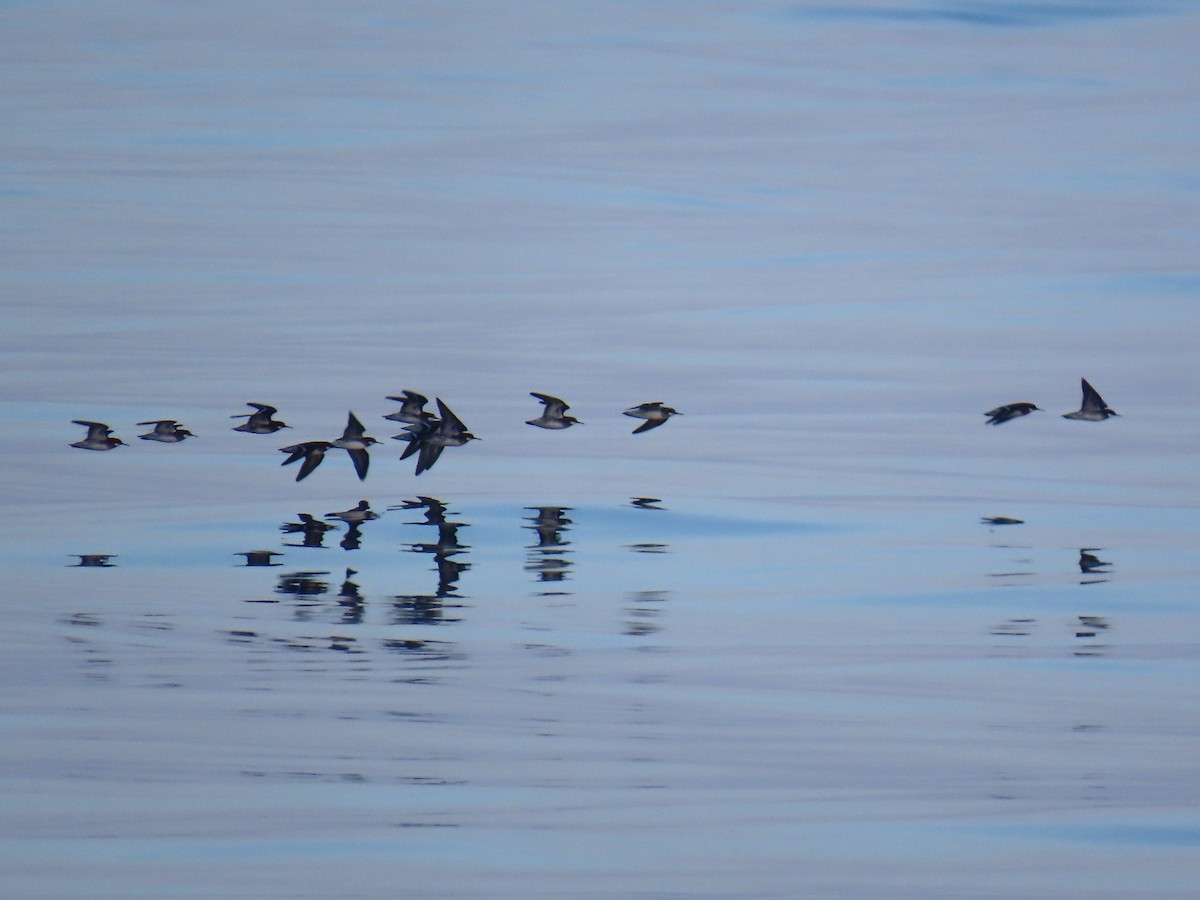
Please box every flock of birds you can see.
[984,378,1118,425]
[69,391,683,480]
[68,378,1117,480]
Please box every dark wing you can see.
[531,392,569,416]
[346,447,370,480]
[632,417,668,434]
[342,412,367,440]
[435,399,468,434]
[1079,379,1107,413]
[415,441,444,476]
[296,448,326,481]
[74,420,111,439]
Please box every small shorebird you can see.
[983,402,1040,425]
[526,392,582,429]
[70,420,126,451]
[1062,379,1119,421]
[232,402,289,434]
[399,398,478,475]
[623,401,680,434]
[331,411,378,480]
[383,390,433,425]
[279,441,333,481]
[137,420,195,442]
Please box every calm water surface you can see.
[3,1,1200,897]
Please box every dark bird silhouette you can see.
[279,441,332,482]
[70,420,126,451]
[383,390,433,425]
[1063,379,1119,421]
[623,401,681,433]
[232,402,289,434]
[527,392,582,429]
[137,419,195,442]
[983,402,1040,425]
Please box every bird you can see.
[279,441,333,481]
[331,411,378,480]
[232,402,289,434]
[325,500,380,525]
[526,392,582,429]
[623,402,681,434]
[984,402,1040,425]
[383,390,433,425]
[1062,378,1119,421]
[399,398,478,476]
[137,420,195,442]
[70,420,126,450]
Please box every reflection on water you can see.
[392,496,470,625]
[982,516,1120,659]
[70,553,116,567]
[281,512,336,548]
[623,589,670,637]
[631,497,666,510]
[337,568,364,625]
[1079,548,1112,584]
[237,550,283,567]
[524,506,573,589]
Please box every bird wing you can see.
[531,392,568,416]
[632,417,668,434]
[346,447,370,480]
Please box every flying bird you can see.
[70,420,126,451]
[526,392,582,429]
[623,402,681,434]
[137,420,195,442]
[983,402,1040,425]
[398,398,478,476]
[383,390,433,425]
[331,411,378,480]
[279,441,333,482]
[1062,379,1119,421]
[232,402,289,434]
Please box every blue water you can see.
[3,1,1200,897]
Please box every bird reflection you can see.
[281,512,336,548]
[1078,548,1111,584]
[624,590,670,636]
[325,501,380,551]
[388,496,450,524]
[71,553,116,567]
[275,570,330,601]
[1074,614,1110,657]
[337,567,365,624]
[524,506,573,588]
[627,542,668,554]
[237,550,283,567]
[631,497,665,510]
[392,496,469,625]
[981,516,1023,526]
